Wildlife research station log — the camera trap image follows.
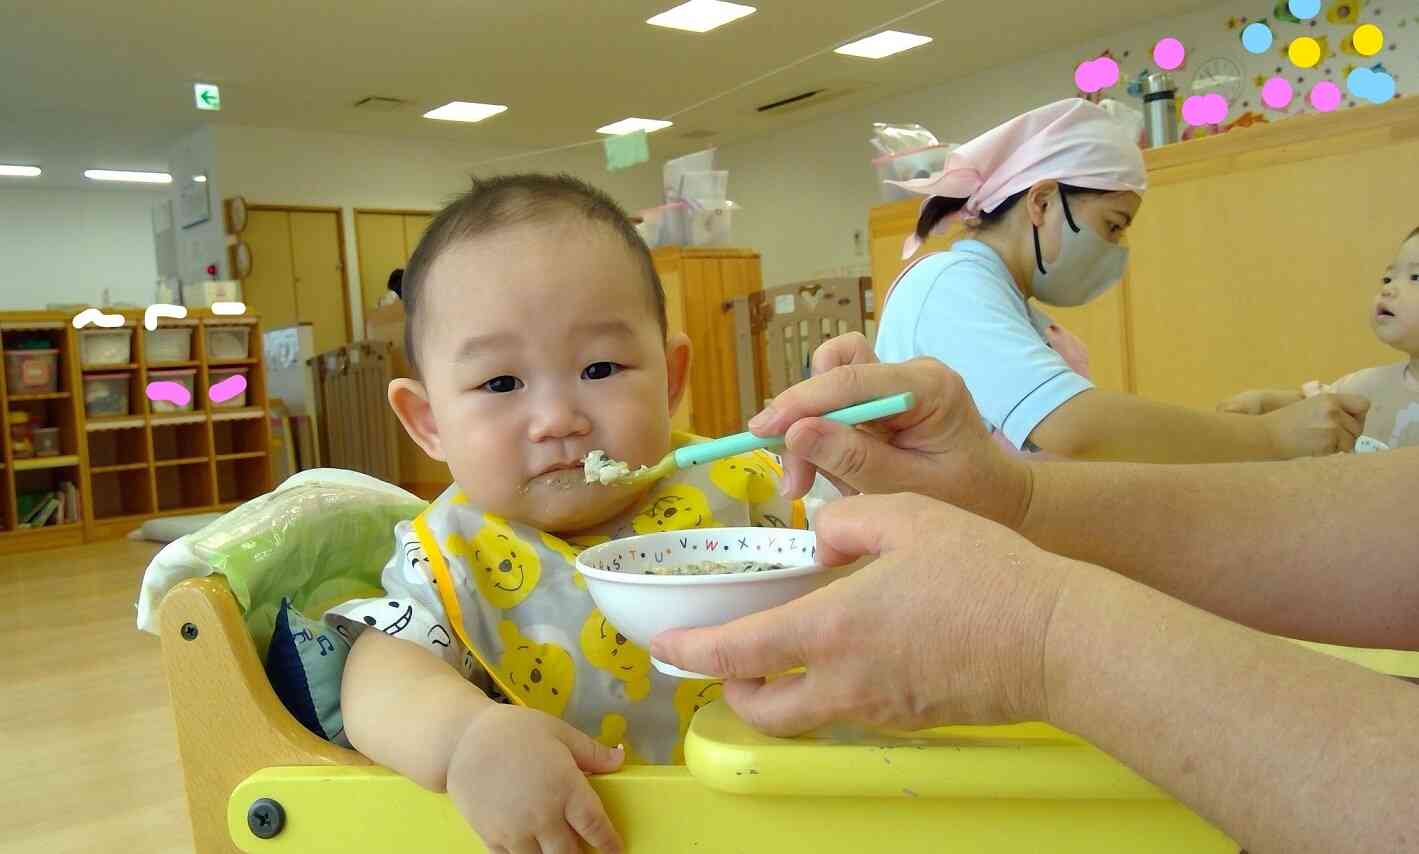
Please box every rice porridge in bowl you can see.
[576,528,839,678]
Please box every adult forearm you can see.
[1019,450,1419,648]
[1045,562,1419,854]
[342,630,494,791]
[1031,390,1279,463]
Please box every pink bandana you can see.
[893,99,1147,259]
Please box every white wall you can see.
[215,125,664,336]
[0,187,163,309]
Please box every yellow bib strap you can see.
[410,511,524,707]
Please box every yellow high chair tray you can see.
[160,575,1238,853]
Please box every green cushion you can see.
[183,477,427,658]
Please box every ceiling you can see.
[0,0,1218,182]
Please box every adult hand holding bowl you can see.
[575,527,844,679]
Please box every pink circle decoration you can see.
[1181,93,1229,126]
[1261,76,1295,109]
[1310,80,1342,112]
[1074,56,1121,93]
[1153,38,1186,71]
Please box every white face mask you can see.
[1030,188,1128,307]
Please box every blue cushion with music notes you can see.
[265,598,352,745]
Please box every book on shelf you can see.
[17,481,79,528]
[63,481,79,523]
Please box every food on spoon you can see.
[582,450,647,486]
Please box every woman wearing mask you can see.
[876,98,1367,462]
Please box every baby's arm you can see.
[342,631,626,853]
[341,629,493,790]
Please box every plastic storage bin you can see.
[205,326,250,360]
[688,204,733,246]
[145,327,193,363]
[84,373,132,417]
[208,367,249,409]
[32,426,60,457]
[146,368,195,413]
[79,328,133,367]
[637,202,688,248]
[872,144,952,201]
[4,349,60,394]
[8,412,33,458]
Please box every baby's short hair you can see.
[402,173,666,374]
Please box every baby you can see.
[326,173,805,854]
[1220,226,1419,450]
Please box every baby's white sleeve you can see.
[324,524,477,679]
[803,474,843,530]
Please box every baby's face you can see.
[411,216,684,534]
[1373,237,1419,356]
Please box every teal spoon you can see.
[597,392,915,486]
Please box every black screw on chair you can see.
[247,798,286,839]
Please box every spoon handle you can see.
[673,392,915,469]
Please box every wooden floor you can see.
[1,538,194,854]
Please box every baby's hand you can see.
[448,704,626,854]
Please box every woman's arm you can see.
[756,348,1418,647]
[1028,387,1368,462]
[1047,562,1419,854]
[654,495,1419,854]
[1022,449,1419,650]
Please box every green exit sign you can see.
[194,83,221,111]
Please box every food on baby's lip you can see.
[630,560,788,576]
[582,450,647,486]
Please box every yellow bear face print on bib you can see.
[496,620,574,717]
[446,515,542,609]
[633,483,719,534]
[580,609,653,701]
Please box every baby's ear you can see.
[665,333,692,418]
[388,378,445,461]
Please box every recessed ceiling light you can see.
[193,175,208,183]
[834,30,933,59]
[83,169,173,184]
[596,118,674,136]
[647,0,756,33]
[422,101,509,123]
[0,164,42,178]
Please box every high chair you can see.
[151,471,1250,852]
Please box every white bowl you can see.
[576,528,837,678]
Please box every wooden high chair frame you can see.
[161,576,1239,853]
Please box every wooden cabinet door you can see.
[355,213,407,314]
[403,214,433,255]
[289,211,349,354]
[241,210,298,331]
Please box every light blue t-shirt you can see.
[875,240,1093,450]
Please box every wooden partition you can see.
[868,96,1419,407]
[652,247,764,437]
[1128,98,1417,409]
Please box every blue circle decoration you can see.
[1242,22,1275,53]
[1347,66,1397,104]
[1288,0,1321,20]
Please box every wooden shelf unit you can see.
[0,310,273,555]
